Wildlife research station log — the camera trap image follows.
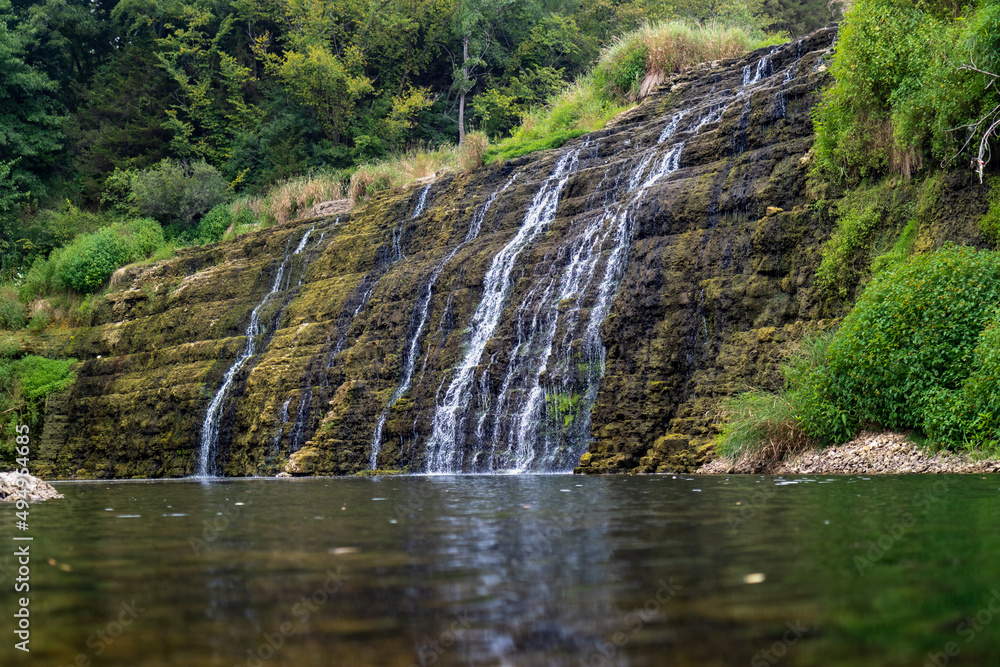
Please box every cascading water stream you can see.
[368,174,519,468]
[424,147,584,473]
[195,226,322,477]
[485,116,689,472]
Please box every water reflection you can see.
[2,475,1000,666]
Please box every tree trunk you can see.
[458,34,468,145]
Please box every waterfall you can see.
[484,122,690,472]
[412,184,432,218]
[424,147,584,473]
[195,225,323,478]
[369,173,519,468]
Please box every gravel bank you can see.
[699,432,1000,475]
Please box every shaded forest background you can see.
[0,0,836,275]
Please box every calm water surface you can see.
[2,474,999,666]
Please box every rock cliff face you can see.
[33,26,964,478]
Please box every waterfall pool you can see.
[4,474,999,665]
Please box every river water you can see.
[2,474,999,666]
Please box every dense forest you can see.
[0,0,836,276]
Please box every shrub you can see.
[55,218,165,293]
[130,159,227,226]
[10,355,77,424]
[818,246,1000,439]
[0,287,25,330]
[16,255,58,301]
[813,0,998,183]
[197,204,232,244]
[924,316,1000,451]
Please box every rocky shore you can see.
[699,432,1000,475]
[0,472,64,501]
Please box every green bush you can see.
[814,0,999,183]
[197,204,233,244]
[595,37,649,100]
[7,355,77,426]
[54,218,165,293]
[924,317,1000,451]
[16,255,58,301]
[130,159,227,226]
[811,246,1000,441]
[0,287,25,329]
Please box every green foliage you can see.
[0,0,65,200]
[815,179,915,297]
[486,129,592,163]
[782,332,854,445]
[594,20,767,103]
[717,389,812,460]
[820,246,1000,439]
[870,217,920,276]
[595,36,649,100]
[9,354,76,423]
[0,285,24,329]
[924,316,1000,451]
[814,0,1000,183]
[197,204,235,244]
[130,159,227,226]
[54,218,165,293]
[979,177,1000,244]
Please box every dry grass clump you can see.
[234,173,347,225]
[597,20,782,101]
[457,132,488,174]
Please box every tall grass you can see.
[489,20,784,163]
[233,172,348,226]
[349,132,488,205]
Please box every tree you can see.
[0,0,64,199]
[450,0,515,144]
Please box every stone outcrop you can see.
[0,473,63,501]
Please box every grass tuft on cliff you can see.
[487,20,784,164]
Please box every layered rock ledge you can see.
[699,432,1000,475]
